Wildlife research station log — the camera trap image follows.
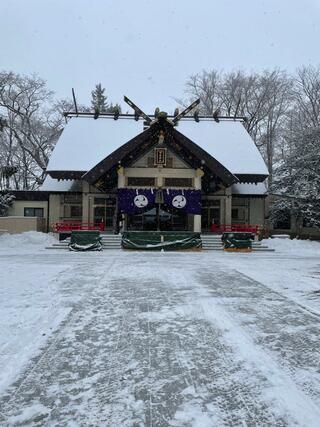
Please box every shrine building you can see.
[7,102,269,235]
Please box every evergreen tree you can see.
[272,127,320,228]
[91,83,108,113]
[90,84,122,114]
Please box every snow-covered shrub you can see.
[0,192,15,216]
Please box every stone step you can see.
[101,238,122,241]
[102,238,122,241]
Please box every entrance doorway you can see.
[127,206,188,231]
[93,196,116,231]
[201,199,221,231]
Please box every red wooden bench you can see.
[210,224,259,234]
[52,221,105,233]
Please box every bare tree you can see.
[0,72,61,189]
[180,68,292,187]
[292,65,320,128]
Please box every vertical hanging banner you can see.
[118,188,156,214]
[164,189,202,214]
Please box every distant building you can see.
[7,112,269,235]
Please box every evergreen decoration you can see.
[93,107,100,120]
[113,107,120,120]
[213,108,220,122]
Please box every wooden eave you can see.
[46,170,86,180]
[8,190,82,201]
[235,173,269,184]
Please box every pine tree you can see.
[91,83,108,113]
[272,127,320,228]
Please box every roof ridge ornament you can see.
[172,99,200,125]
[123,96,201,127]
[124,96,152,124]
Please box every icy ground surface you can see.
[0,233,319,426]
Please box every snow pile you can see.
[0,231,57,252]
[263,237,320,256]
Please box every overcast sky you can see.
[2,0,320,113]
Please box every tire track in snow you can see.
[197,265,320,416]
[0,258,117,426]
[1,252,319,426]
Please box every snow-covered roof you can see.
[40,175,82,192]
[46,117,144,172]
[177,119,268,176]
[231,182,267,196]
[46,116,268,177]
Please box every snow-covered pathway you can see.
[0,248,319,426]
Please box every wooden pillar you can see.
[225,187,232,225]
[194,168,203,232]
[82,181,90,223]
[117,167,125,231]
[117,166,125,188]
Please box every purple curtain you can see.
[118,188,156,214]
[118,188,202,215]
[163,189,201,214]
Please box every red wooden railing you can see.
[52,221,105,232]
[210,224,259,234]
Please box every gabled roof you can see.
[177,119,268,176]
[46,115,268,184]
[46,116,143,174]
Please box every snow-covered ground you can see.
[0,232,319,426]
[214,237,320,315]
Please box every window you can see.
[232,208,239,220]
[70,206,82,217]
[232,208,245,221]
[24,207,44,217]
[164,178,193,187]
[63,204,82,218]
[127,177,155,186]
